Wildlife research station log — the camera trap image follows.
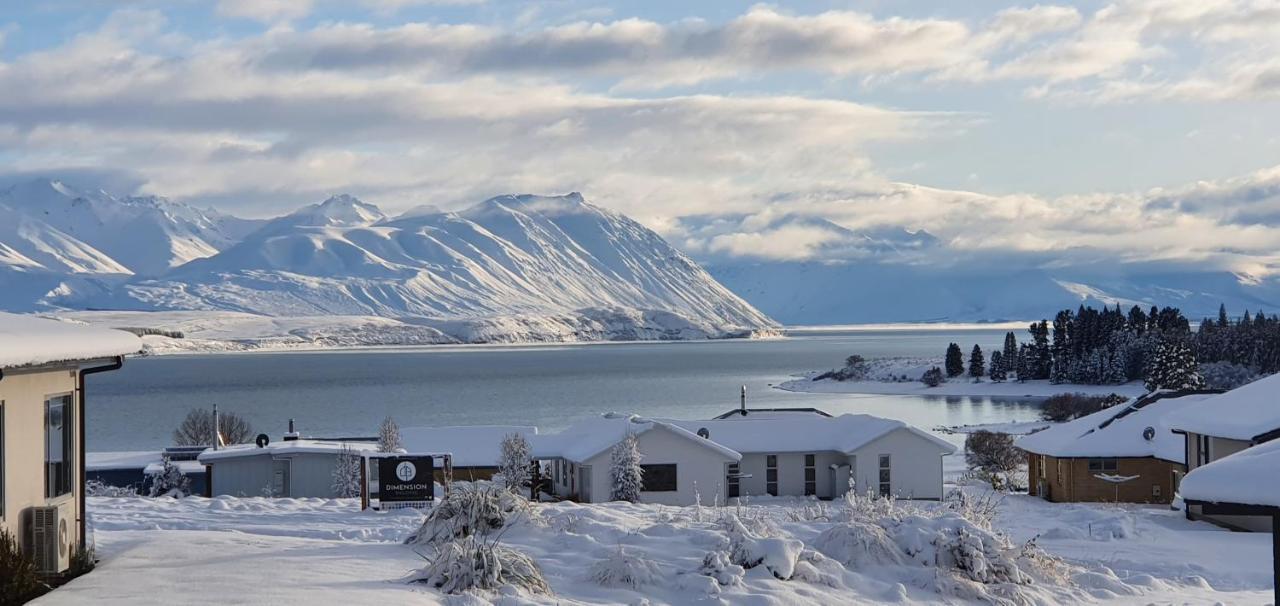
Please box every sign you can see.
[377,455,434,503]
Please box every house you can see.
[0,312,141,574]
[1016,391,1218,504]
[86,448,209,495]
[1166,373,1280,531]
[535,409,956,506]
[400,425,538,482]
[1177,437,1280,604]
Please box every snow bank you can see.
[0,312,141,368]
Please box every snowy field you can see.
[37,489,1273,605]
[779,358,1149,399]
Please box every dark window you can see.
[803,454,816,496]
[804,454,815,466]
[765,455,778,496]
[1087,458,1118,472]
[726,463,740,498]
[878,454,891,497]
[46,395,73,498]
[640,464,677,492]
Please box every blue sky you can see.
[1,1,1279,268]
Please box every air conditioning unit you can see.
[28,501,73,574]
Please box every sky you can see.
[1,0,1279,272]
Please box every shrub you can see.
[378,416,403,453]
[405,483,529,546]
[409,534,550,595]
[964,431,1022,479]
[173,408,253,446]
[1039,393,1107,422]
[697,551,744,586]
[0,528,49,604]
[149,455,191,498]
[813,354,871,382]
[589,546,664,589]
[498,433,532,495]
[921,367,945,387]
[86,479,139,497]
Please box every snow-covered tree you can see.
[1145,340,1205,391]
[378,416,403,453]
[609,433,644,503]
[331,444,363,498]
[968,345,985,381]
[1001,332,1018,375]
[498,433,532,495]
[921,367,944,387]
[945,343,964,377]
[148,455,191,498]
[988,352,1006,382]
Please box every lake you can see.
[87,326,1044,452]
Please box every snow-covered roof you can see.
[1164,373,1280,440]
[1016,392,1216,462]
[1180,438,1280,508]
[667,414,956,456]
[532,413,742,462]
[198,439,379,462]
[400,425,538,467]
[87,451,161,471]
[0,312,142,369]
[144,459,207,475]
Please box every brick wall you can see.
[1027,453,1183,504]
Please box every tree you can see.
[148,454,191,498]
[1016,344,1031,382]
[1040,393,1107,422]
[841,355,870,381]
[331,445,363,498]
[499,433,532,495]
[173,408,253,446]
[989,351,1006,382]
[964,431,1022,477]
[379,416,403,452]
[1145,340,1205,391]
[921,366,944,387]
[968,344,985,381]
[609,433,644,503]
[945,343,964,377]
[1030,321,1052,380]
[1001,332,1018,375]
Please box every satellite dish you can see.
[697,428,710,439]
[1142,427,1156,441]
[256,433,270,448]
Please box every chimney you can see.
[740,385,747,415]
[284,418,300,441]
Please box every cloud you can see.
[216,0,313,23]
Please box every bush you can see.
[1199,361,1259,390]
[1,528,49,604]
[813,354,871,382]
[964,431,1022,478]
[173,408,253,446]
[149,455,191,498]
[409,534,550,595]
[498,433,532,495]
[589,546,664,589]
[921,367,945,387]
[1039,393,1107,422]
[405,483,529,546]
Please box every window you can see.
[765,455,778,496]
[46,395,74,498]
[1197,435,1211,466]
[804,454,816,496]
[1038,455,1046,478]
[1087,458,1118,472]
[878,454,891,497]
[726,463,740,498]
[640,464,677,492]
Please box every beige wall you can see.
[0,365,81,554]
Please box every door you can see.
[578,465,592,502]
[271,459,291,497]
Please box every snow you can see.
[197,438,380,462]
[1180,438,1280,508]
[666,414,957,455]
[86,451,161,471]
[1015,392,1216,462]
[533,413,742,462]
[936,421,1051,436]
[35,487,1275,605]
[0,311,141,368]
[400,425,538,468]
[1164,371,1280,440]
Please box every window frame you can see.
[726,462,740,498]
[765,455,778,496]
[639,463,678,492]
[878,454,891,497]
[45,393,75,500]
[803,454,816,496]
[1087,458,1118,473]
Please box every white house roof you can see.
[1164,373,1280,440]
[0,312,142,369]
[87,450,160,471]
[198,439,379,463]
[533,413,742,463]
[667,414,957,456]
[401,425,538,467]
[1180,438,1280,508]
[1016,392,1216,462]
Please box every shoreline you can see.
[776,371,1148,400]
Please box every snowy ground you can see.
[36,489,1273,605]
[779,357,1149,399]
[935,421,1052,436]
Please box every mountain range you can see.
[0,179,774,342]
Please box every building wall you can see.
[208,453,277,497]
[735,452,846,499]
[852,429,947,500]
[0,366,82,555]
[581,427,736,506]
[1027,454,1183,503]
[1182,432,1272,532]
[1186,503,1275,532]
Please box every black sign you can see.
[378,455,435,502]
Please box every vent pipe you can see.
[740,385,747,415]
[284,418,300,441]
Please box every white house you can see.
[535,409,955,506]
[0,312,141,574]
[1166,373,1280,531]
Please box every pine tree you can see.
[378,416,402,453]
[969,344,985,381]
[331,444,363,498]
[989,351,1006,382]
[149,454,191,498]
[1001,332,1018,375]
[1016,344,1031,382]
[499,433,532,495]
[1031,321,1052,379]
[945,343,964,377]
[1145,340,1205,392]
[609,433,644,503]
[1050,310,1071,384]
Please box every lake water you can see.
[87,326,1044,452]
